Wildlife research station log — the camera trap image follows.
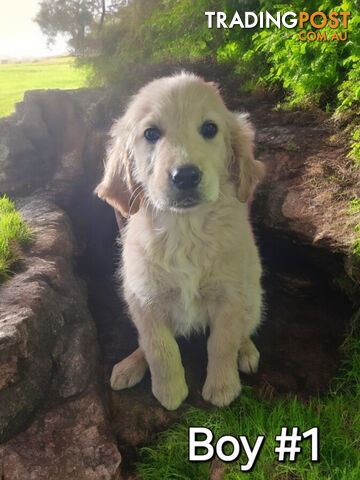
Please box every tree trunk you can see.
[98,0,106,34]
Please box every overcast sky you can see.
[0,0,68,59]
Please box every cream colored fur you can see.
[96,72,265,410]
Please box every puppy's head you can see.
[95,72,264,217]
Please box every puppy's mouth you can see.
[169,194,202,211]
[174,198,200,209]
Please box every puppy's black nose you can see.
[170,165,202,190]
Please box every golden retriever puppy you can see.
[96,72,264,410]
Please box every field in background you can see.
[0,56,88,118]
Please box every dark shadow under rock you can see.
[254,226,353,397]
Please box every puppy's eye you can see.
[200,121,218,139]
[144,127,161,143]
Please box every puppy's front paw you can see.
[202,371,241,407]
[238,339,260,374]
[152,370,188,411]
[110,352,148,390]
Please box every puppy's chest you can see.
[153,221,219,286]
[149,228,219,333]
[152,219,230,308]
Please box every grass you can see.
[349,199,360,258]
[0,56,88,118]
[137,313,360,480]
[0,196,32,283]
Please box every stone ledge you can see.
[0,194,121,478]
[0,388,121,480]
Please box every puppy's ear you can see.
[229,113,265,203]
[95,119,142,218]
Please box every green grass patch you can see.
[349,198,360,259]
[0,196,32,282]
[0,56,89,118]
[137,315,360,480]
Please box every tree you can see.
[35,0,110,55]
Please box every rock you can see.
[0,89,104,199]
[0,195,98,442]
[16,101,50,145]
[53,324,93,399]
[0,120,47,195]
[0,88,122,477]
[110,385,182,447]
[17,196,75,257]
[0,388,121,480]
[249,108,360,254]
[32,91,88,189]
[210,458,225,480]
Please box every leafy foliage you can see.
[0,196,32,282]
[349,198,360,258]
[247,2,355,103]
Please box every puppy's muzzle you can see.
[169,165,202,190]
[169,165,203,209]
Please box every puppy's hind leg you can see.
[110,347,148,390]
[237,289,262,375]
[238,338,260,375]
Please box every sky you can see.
[0,0,68,59]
